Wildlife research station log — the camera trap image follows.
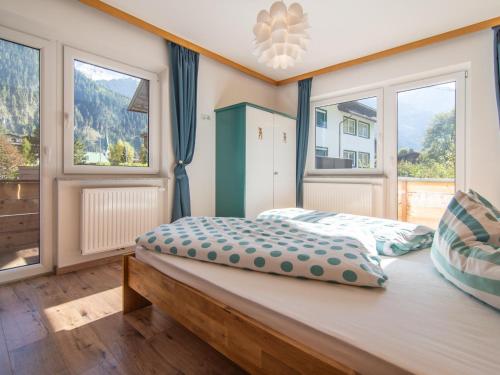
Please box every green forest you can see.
[0,39,148,178]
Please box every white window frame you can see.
[343,117,357,135]
[358,151,370,168]
[308,88,383,175]
[385,71,466,219]
[0,26,56,284]
[343,150,357,167]
[358,121,370,138]
[63,46,160,174]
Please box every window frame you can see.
[358,120,370,138]
[358,151,370,168]
[63,46,160,174]
[308,88,383,175]
[385,71,466,219]
[342,117,357,135]
[0,25,56,284]
[315,108,327,128]
[342,150,357,168]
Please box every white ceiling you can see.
[101,0,500,81]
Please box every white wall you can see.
[0,0,277,268]
[276,30,500,208]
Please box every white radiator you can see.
[304,182,373,216]
[81,187,161,255]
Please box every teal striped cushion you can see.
[431,190,500,309]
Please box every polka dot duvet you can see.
[136,216,388,288]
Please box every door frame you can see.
[384,71,467,220]
[0,25,56,283]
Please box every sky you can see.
[74,60,140,83]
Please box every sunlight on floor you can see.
[44,286,122,332]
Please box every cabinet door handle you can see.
[258,127,263,140]
[274,171,278,175]
[283,132,287,143]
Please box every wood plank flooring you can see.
[0,262,246,375]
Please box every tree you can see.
[397,111,455,179]
[73,139,87,165]
[421,111,455,163]
[21,137,35,165]
[0,134,24,179]
[139,145,148,165]
[108,140,135,165]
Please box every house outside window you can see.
[343,117,356,135]
[358,121,370,138]
[358,151,370,168]
[313,94,378,171]
[315,146,328,157]
[343,150,356,167]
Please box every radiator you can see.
[81,187,161,255]
[303,182,373,216]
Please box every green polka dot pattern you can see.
[135,216,387,287]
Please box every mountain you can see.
[0,39,40,137]
[74,71,148,154]
[0,38,147,156]
[397,84,455,151]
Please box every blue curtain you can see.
[296,78,312,207]
[167,42,199,221]
[494,26,500,126]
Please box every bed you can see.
[124,245,500,375]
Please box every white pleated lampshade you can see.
[253,1,310,69]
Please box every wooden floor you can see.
[0,262,246,375]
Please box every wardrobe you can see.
[215,103,296,218]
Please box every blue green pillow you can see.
[431,190,500,309]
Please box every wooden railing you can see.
[398,178,454,228]
[0,181,40,255]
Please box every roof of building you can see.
[338,101,376,121]
[127,79,149,113]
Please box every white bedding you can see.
[135,246,500,375]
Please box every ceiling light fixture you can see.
[253,1,310,70]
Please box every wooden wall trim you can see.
[79,0,499,87]
[78,0,277,85]
[277,16,500,85]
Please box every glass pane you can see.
[0,38,40,270]
[397,82,456,228]
[315,97,377,169]
[73,60,149,167]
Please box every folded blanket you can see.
[258,208,434,256]
[136,216,387,287]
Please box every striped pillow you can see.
[431,190,500,309]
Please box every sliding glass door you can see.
[0,38,41,271]
[389,72,466,228]
[0,26,54,283]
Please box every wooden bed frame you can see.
[122,253,356,374]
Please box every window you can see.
[64,47,159,174]
[312,92,380,171]
[315,146,328,157]
[358,121,370,138]
[343,150,356,167]
[315,108,327,128]
[343,117,357,135]
[358,152,370,168]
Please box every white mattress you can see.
[135,247,500,375]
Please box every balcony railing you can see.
[398,177,455,229]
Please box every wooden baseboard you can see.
[56,251,133,275]
[123,254,363,375]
